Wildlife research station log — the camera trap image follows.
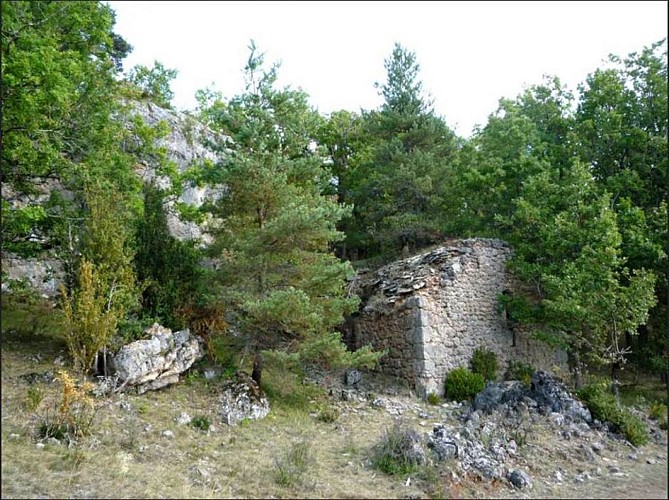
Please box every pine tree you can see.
[195,42,370,384]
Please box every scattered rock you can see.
[19,371,54,384]
[219,371,270,426]
[507,469,533,489]
[344,368,362,386]
[161,430,175,439]
[471,381,528,414]
[340,389,356,402]
[530,371,592,423]
[175,412,191,425]
[427,424,459,461]
[592,441,605,454]
[93,374,121,397]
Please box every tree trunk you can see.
[251,351,263,387]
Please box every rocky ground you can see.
[2,334,667,499]
[309,366,669,499]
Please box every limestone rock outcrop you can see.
[113,323,205,394]
[2,100,228,295]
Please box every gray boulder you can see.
[219,372,270,425]
[344,368,362,386]
[427,424,459,461]
[531,371,592,423]
[113,324,204,394]
[507,468,533,489]
[472,380,528,414]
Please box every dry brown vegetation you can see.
[1,297,667,499]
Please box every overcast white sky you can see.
[106,1,667,137]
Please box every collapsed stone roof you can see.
[351,238,511,308]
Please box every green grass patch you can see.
[1,293,64,342]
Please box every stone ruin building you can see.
[343,238,568,397]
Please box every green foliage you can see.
[25,386,45,412]
[80,187,140,316]
[1,287,63,340]
[648,402,668,429]
[274,440,312,486]
[296,332,383,371]
[470,347,498,382]
[577,382,649,446]
[504,361,535,387]
[341,43,459,259]
[2,1,139,261]
[426,392,440,405]
[126,61,177,108]
[498,160,657,375]
[59,186,139,372]
[444,367,485,402]
[115,315,159,346]
[259,356,326,412]
[372,423,423,476]
[0,202,48,257]
[190,414,211,432]
[134,184,204,329]
[193,41,365,382]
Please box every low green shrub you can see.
[25,386,44,412]
[372,423,424,476]
[577,382,649,446]
[444,367,485,402]
[470,347,498,382]
[191,414,211,432]
[504,360,535,387]
[316,404,340,423]
[426,392,440,406]
[649,402,668,429]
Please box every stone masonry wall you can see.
[347,239,567,397]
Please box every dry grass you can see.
[1,309,436,499]
[2,297,667,499]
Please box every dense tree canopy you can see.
[1,1,665,385]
